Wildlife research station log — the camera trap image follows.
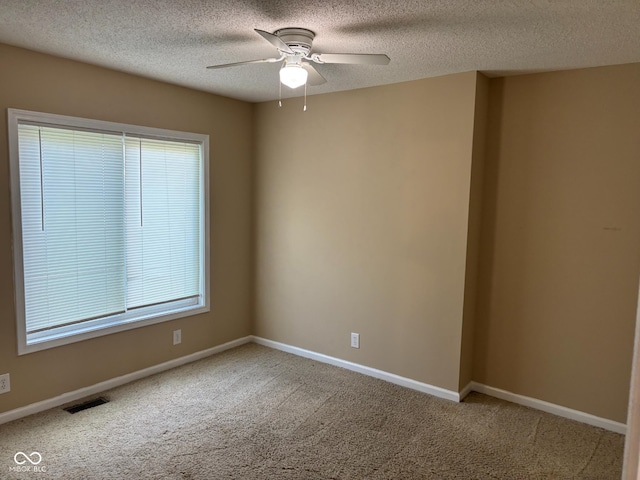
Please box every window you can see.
[8,109,209,354]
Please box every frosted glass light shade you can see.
[279,64,308,89]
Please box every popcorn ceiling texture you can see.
[0,1,638,102]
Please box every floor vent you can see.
[63,397,109,414]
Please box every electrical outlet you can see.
[350,333,360,349]
[173,329,182,345]
[0,373,10,394]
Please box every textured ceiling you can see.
[0,1,639,103]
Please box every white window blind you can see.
[19,124,126,334]
[10,110,209,354]
[124,137,201,310]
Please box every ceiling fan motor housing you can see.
[206,27,389,87]
[275,28,315,55]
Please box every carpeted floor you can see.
[0,343,625,479]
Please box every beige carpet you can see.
[0,343,625,479]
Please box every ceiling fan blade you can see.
[206,58,280,70]
[302,63,327,86]
[254,28,294,54]
[313,53,390,65]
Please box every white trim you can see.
[459,381,474,400]
[250,336,461,402]
[470,382,627,434]
[622,281,640,479]
[8,108,211,355]
[250,337,627,433]
[23,301,208,355]
[0,336,251,426]
[8,108,209,142]
[0,335,628,435]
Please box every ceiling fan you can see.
[206,28,391,90]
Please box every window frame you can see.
[8,108,210,355]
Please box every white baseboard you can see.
[0,335,252,426]
[0,335,627,436]
[251,336,461,402]
[459,381,474,400]
[470,382,627,435]
[251,337,627,434]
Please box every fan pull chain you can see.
[278,81,282,108]
[303,82,307,112]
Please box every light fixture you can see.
[279,63,308,89]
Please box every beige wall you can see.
[459,73,489,390]
[254,72,482,392]
[255,64,640,421]
[474,64,640,423]
[0,40,637,426]
[0,44,253,413]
